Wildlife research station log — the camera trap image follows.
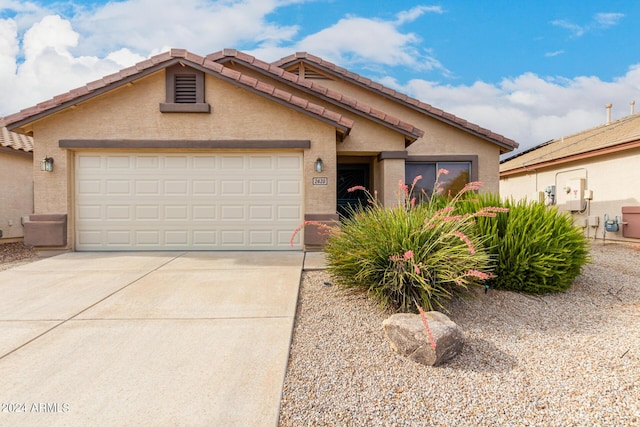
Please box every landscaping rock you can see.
[382,311,464,366]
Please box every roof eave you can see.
[6,53,353,136]
[500,137,640,177]
[5,60,180,132]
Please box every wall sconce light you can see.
[40,156,54,172]
[315,158,323,173]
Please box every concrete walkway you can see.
[0,251,304,427]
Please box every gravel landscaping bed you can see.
[279,242,640,426]
[0,242,39,272]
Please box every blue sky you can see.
[1,0,639,154]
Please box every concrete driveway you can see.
[0,251,304,427]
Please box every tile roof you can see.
[500,112,640,174]
[273,52,518,152]
[208,49,424,141]
[2,49,354,135]
[0,126,33,153]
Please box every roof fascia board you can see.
[59,139,311,149]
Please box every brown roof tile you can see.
[272,88,292,103]
[207,49,424,140]
[1,127,33,153]
[183,51,205,65]
[1,49,357,136]
[273,52,518,151]
[501,112,640,172]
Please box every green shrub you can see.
[455,194,590,293]
[318,177,499,312]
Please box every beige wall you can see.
[23,70,339,249]
[500,148,640,242]
[0,151,33,240]
[308,78,503,193]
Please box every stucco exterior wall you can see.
[500,148,640,242]
[0,151,33,240]
[313,79,503,193]
[25,70,338,249]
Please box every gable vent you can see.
[302,69,330,80]
[175,74,197,103]
[286,65,331,80]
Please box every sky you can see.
[1,0,639,157]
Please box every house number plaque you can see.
[312,177,329,185]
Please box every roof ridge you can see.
[206,49,424,140]
[273,52,518,151]
[2,49,354,134]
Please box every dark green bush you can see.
[456,194,590,293]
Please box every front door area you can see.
[337,163,370,218]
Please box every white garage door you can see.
[75,152,303,250]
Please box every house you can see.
[1,48,517,253]
[0,126,33,242]
[500,107,640,242]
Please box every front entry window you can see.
[405,161,471,199]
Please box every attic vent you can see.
[286,64,331,80]
[175,74,197,103]
[303,69,330,80]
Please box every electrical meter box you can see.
[566,178,585,211]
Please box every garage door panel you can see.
[134,180,160,195]
[76,153,303,250]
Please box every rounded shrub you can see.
[457,194,590,293]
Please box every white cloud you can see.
[253,6,447,75]
[545,50,564,57]
[71,0,299,56]
[552,12,625,37]
[594,12,624,28]
[551,19,585,37]
[0,14,124,115]
[384,66,640,154]
[0,18,18,78]
[395,5,443,25]
[0,0,300,115]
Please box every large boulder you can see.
[382,311,464,366]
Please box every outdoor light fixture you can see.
[315,158,323,173]
[40,156,54,172]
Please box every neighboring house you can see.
[0,126,34,241]
[500,110,640,242]
[2,48,517,252]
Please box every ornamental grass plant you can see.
[317,173,504,312]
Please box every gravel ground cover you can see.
[0,242,38,272]
[279,242,640,426]
[1,242,637,425]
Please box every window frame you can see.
[405,155,478,197]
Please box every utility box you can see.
[622,206,640,238]
[588,216,599,227]
[566,178,585,211]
